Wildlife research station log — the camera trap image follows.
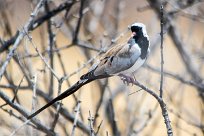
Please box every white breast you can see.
[119,57,145,75]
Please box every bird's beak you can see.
[132,32,136,37]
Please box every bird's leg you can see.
[118,74,135,85]
[133,74,137,82]
[132,74,137,86]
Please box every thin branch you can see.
[133,80,173,136]
[148,0,204,100]
[168,24,202,83]
[31,74,38,136]
[26,34,60,80]
[0,107,36,128]
[169,108,204,130]
[19,41,101,59]
[105,98,120,136]
[50,102,62,130]
[0,1,76,53]
[72,0,85,43]
[0,84,29,90]
[45,1,56,97]
[0,0,46,81]
[11,76,25,103]
[0,91,55,135]
[95,120,103,135]
[132,105,158,134]
[71,101,81,136]
[159,4,164,98]
[31,74,37,112]
[10,120,30,136]
[35,88,90,134]
[1,51,90,134]
[2,71,21,104]
[0,82,90,134]
[93,79,108,125]
[50,78,64,131]
[145,64,204,89]
[168,0,204,15]
[88,111,95,136]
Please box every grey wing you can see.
[94,42,141,76]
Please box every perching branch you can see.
[133,80,173,136]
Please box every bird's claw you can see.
[119,74,135,86]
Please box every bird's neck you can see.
[133,34,149,59]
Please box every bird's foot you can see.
[118,74,136,85]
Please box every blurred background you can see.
[0,0,204,136]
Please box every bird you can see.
[27,22,150,119]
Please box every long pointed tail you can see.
[27,78,92,119]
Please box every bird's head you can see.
[130,23,148,38]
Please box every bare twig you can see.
[0,0,46,81]
[94,79,108,125]
[105,98,120,136]
[0,91,55,135]
[73,0,85,43]
[145,64,204,89]
[1,84,90,134]
[31,74,38,136]
[88,111,95,136]
[95,120,103,135]
[71,101,81,136]
[50,78,64,131]
[132,105,158,134]
[133,80,173,136]
[45,1,56,97]
[1,50,90,134]
[31,74,37,112]
[10,120,30,136]
[169,108,204,130]
[159,5,164,98]
[19,41,101,59]
[0,1,76,53]
[148,0,204,100]
[27,34,60,80]
[50,102,62,131]
[128,88,143,96]
[0,107,36,128]
[11,76,25,103]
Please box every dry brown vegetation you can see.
[0,0,204,136]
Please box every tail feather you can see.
[80,70,95,80]
[27,69,111,119]
[27,78,92,119]
[81,69,111,80]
